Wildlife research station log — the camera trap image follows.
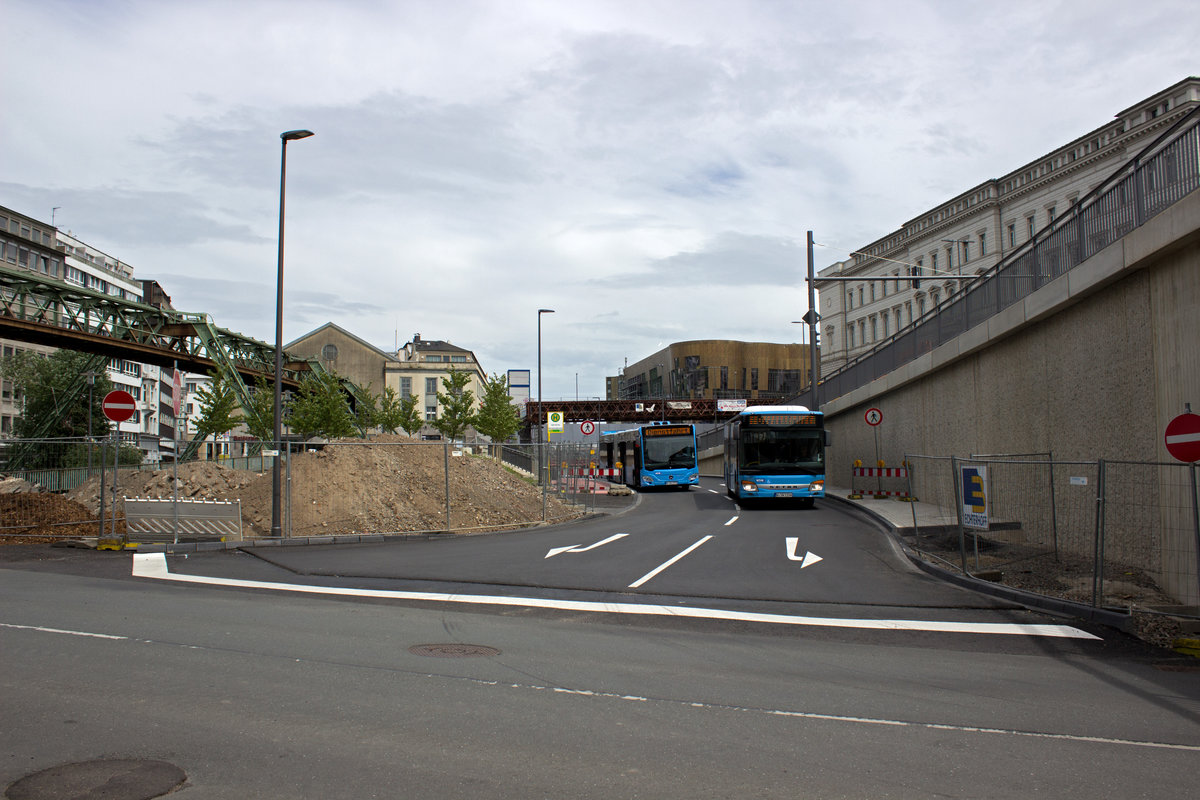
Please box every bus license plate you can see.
[667,479,677,484]
[776,492,792,498]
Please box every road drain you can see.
[409,643,501,658]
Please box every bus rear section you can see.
[724,406,827,507]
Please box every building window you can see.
[979,232,987,256]
[751,368,758,390]
[857,287,863,306]
[322,344,338,361]
[1007,223,1016,248]
[400,377,412,397]
[1048,206,1057,223]
[870,316,877,342]
[847,291,853,310]
[881,315,889,338]
[1027,215,1036,239]
[720,366,728,390]
[425,377,438,394]
[961,242,969,263]
[425,405,437,421]
[848,327,855,348]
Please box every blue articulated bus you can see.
[601,422,699,490]
[723,405,828,507]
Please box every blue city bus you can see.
[723,405,828,507]
[601,422,699,490]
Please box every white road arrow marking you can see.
[545,533,628,558]
[786,537,823,568]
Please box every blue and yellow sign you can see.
[960,465,988,530]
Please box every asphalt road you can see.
[2,479,1199,799]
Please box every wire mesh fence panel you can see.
[1102,460,1199,608]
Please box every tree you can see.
[431,368,477,442]
[0,349,114,442]
[241,375,276,444]
[192,369,239,441]
[351,383,381,437]
[473,372,521,445]
[286,371,357,440]
[378,386,416,435]
[395,392,423,437]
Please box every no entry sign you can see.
[102,389,136,422]
[1164,412,1200,463]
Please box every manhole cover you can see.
[5,759,185,800]
[409,643,501,658]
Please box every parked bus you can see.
[601,422,699,490]
[723,405,828,506]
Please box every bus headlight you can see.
[741,480,758,493]
[810,480,824,493]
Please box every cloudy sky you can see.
[2,0,1196,401]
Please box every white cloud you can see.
[2,0,1197,400]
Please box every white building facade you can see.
[815,77,1200,376]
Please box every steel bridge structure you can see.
[0,261,359,457]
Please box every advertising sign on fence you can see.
[960,465,989,530]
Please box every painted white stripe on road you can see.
[1,622,128,640]
[724,516,738,526]
[131,553,1099,639]
[628,535,714,588]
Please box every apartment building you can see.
[815,76,1200,375]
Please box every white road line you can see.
[724,516,739,526]
[628,536,714,588]
[0,622,127,640]
[130,553,1100,639]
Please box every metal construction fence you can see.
[903,453,1200,613]
[1,437,616,543]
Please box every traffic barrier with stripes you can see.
[848,464,915,501]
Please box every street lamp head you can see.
[538,308,555,315]
[281,129,315,141]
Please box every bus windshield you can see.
[740,428,823,474]
[643,434,696,471]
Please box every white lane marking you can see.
[131,553,1100,639]
[628,535,714,589]
[785,537,823,568]
[708,489,720,494]
[545,533,628,558]
[724,516,738,526]
[0,622,127,640]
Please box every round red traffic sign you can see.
[580,421,596,435]
[1164,412,1200,463]
[102,389,136,422]
[865,407,883,426]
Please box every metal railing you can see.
[819,105,1200,406]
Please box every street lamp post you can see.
[536,309,554,448]
[272,129,314,539]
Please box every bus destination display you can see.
[745,414,818,426]
[644,425,693,437]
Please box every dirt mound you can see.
[0,493,98,543]
[53,438,581,538]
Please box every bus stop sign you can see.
[1164,412,1200,463]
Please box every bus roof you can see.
[740,405,816,414]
